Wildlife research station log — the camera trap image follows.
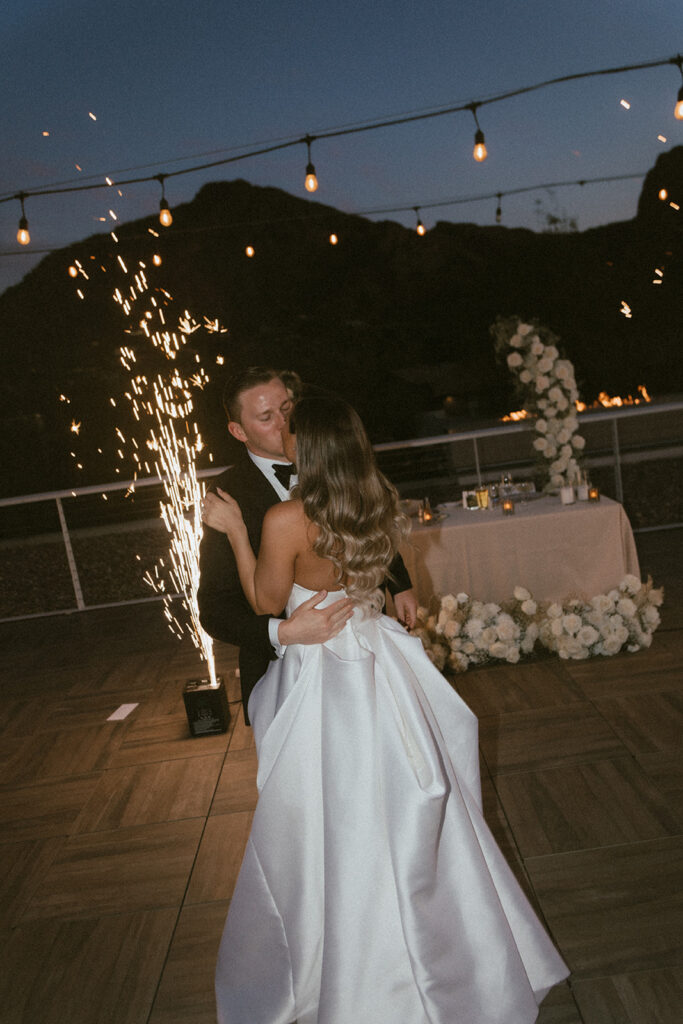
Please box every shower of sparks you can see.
[658,134,667,142]
[66,221,229,685]
[70,420,81,434]
[620,300,632,319]
[620,99,631,110]
[88,112,97,121]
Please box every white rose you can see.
[535,375,550,392]
[514,585,531,601]
[480,626,497,646]
[441,594,458,612]
[602,635,623,656]
[489,641,508,658]
[519,369,533,384]
[495,614,518,641]
[571,434,586,449]
[547,603,563,618]
[505,647,521,664]
[537,398,548,409]
[562,613,583,635]
[526,622,540,643]
[535,419,548,434]
[545,406,558,417]
[518,323,533,336]
[533,437,547,452]
[555,395,569,411]
[619,574,641,594]
[456,592,469,605]
[642,605,660,627]
[616,597,637,618]
[538,357,554,374]
[590,594,614,614]
[448,651,469,671]
[507,351,524,368]
[544,345,559,360]
[556,427,571,444]
[550,474,565,488]
[465,618,485,639]
[577,624,599,646]
[509,334,524,348]
[521,599,537,615]
[550,618,564,637]
[548,386,563,403]
[531,338,544,356]
[555,365,571,381]
[462,640,477,655]
[561,444,573,458]
[483,603,501,618]
[444,620,461,639]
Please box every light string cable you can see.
[0,52,680,214]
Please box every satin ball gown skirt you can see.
[215,584,568,1024]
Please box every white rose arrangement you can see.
[412,576,663,670]
[490,315,586,489]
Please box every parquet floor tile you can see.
[210,747,258,816]
[0,772,101,843]
[21,818,204,922]
[592,691,683,757]
[526,835,683,977]
[453,658,584,716]
[479,702,626,775]
[571,966,683,1024]
[185,812,253,904]
[0,907,177,1024]
[7,720,132,783]
[636,750,683,820]
[75,754,224,833]
[536,981,583,1024]
[495,755,682,857]
[148,900,230,1024]
[106,714,232,768]
[0,836,64,929]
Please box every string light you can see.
[675,57,683,119]
[304,135,318,193]
[156,174,173,227]
[659,188,668,200]
[469,104,487,163]
[414,207,426,235]
[16,193,30,245]
[329,233,338,245]
[245,245,255,257]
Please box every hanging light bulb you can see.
[156,174,173,226]
[329,233,338,245]
[414,207,426,236]
[675,59,683,119]
[469,104,488,162]
[675,85,683,120]
[304,135,318,192]
[16,193,30,245]
[495,194,502,224]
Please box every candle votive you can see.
[588,486,600,502]
[560,485,575,505]
[475,486,489,510]
[502,498,515,515]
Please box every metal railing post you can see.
[473,437,482,488]
[55,496,86,610]
[611,417,624,505]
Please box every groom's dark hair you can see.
[222,366,282,423]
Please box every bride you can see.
[206,394,568,1024]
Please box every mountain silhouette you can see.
[0,146,681,497]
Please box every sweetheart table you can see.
[398,495,640,607]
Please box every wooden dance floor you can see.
[0,528,681,1024]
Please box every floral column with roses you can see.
[491,315,586,490]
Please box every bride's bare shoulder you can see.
[264,498,308,534]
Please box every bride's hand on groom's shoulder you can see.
[201,487,245,538]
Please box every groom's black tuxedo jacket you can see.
[197,446,412,722]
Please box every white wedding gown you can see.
[215,585,568,1024]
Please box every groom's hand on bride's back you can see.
[278,590,354,646]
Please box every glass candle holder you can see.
[502,498,515,515]
[588,486,600,502]
[475,486,490,509]
[560,485,575,505]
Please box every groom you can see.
[198,367,417,722]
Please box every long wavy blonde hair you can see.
[291,395,409,614]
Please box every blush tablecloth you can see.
[398,495,640,606]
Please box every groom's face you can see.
[228,378,293,460]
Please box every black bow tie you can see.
[272,462,296,489]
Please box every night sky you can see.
[1,0,682,296]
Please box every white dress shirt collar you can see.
[248,450,297,501]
